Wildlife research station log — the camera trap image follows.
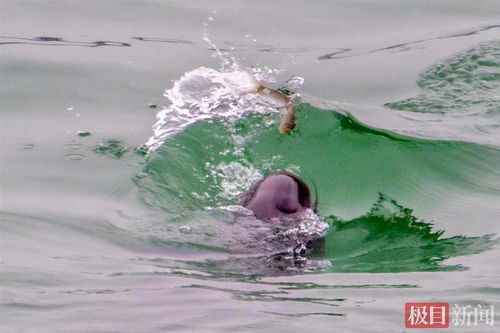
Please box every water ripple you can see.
[318,25,499,60]
[0,35,131,47]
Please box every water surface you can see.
[1,1,500,332]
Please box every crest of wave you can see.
[144,65,281,152]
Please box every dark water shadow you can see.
[318,25,500,60]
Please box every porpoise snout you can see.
[240,172,312,221]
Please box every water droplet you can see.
[66,106,74,111]
[77,131,91,137]
[264,119,276,127]
[135,145,148,156]
[208,16,214,21]
[179,226,192,234]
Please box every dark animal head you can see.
[240,171,314,221]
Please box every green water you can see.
[387,41,500,116]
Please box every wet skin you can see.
[240,172,312,221]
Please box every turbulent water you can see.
[1,1,500,332]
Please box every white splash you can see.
[269,208,330,244]
[143,67,282,153]
[206,161,263,201]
